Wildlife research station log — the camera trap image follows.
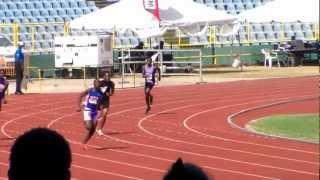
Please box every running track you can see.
[0,76,319,180]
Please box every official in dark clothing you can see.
[14,42,24,95]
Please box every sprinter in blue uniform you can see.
[77,79,102,150]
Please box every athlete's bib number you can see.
[88,96,99,104]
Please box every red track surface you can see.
[0,76,319,180]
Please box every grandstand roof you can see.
[238,0,319,22]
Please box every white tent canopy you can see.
[70,0,159,30]
[238,0,319,23]
[70,0,238,37]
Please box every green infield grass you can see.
[248,114,319,143]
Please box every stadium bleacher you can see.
[0,0,318,51]
[0,0,98,50]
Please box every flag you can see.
[143,0,160,21]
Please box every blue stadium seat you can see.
[285,31,294,38]
[0,3,6,10]
[46,25,56,32]
[1,27,11,34]
[66,8,75,16]
[55,17,64,22]
[44,33,53,40]
[205,0,214,6]
[35,33,43,41]
[51,2,61,8]
[14,10,23,17]
[43,2,52,9]
[244,2,253,9]
[238,25,246,33]
[262,23,273,32]
[214,0,224,3]
[31,10,40,17]
[2,19,11,24]
[47,17,56,22]
[283,23,292,32]
[16,3,26,9]
[252,1,261,8]
[115,38,121,46]
[60,1,69,8]
[238,32,247,42]
[78,1,87,8]
[22,10,32,17]
[20,26,29,34]
[25,2,34,9]
[37,26,46,33]
[234,2,244,11]
[24,42,32,49]
[69,1,78,8]
[21,18,30,23]
[304,30,313,38]
[87,1,96,7]
[272,23,281,32]
[40,9,49,17]
[224,0,232,3]
[5,11,14,18]
[266,32,276,40]
[7,2,17,10]
[225,3,235,11]
[34,42,42,50]
[55,25,64,32]
[12,18,21,23]
[38,17,47,23]
[292,23,302,31]
[49,42,54,48]
[57,9,66,16]
[74,8,83,15]
[0,11,4,18]
[215,3,224,10]
[82,7,91,14]
[121,37,130,46]
[302,23,312,31]
[33,2,44,9]
[19,34,28,42]
[63,16,72,22]
[196,0,204,3]
[28,17,38,23]
[242,0,252,3]
[49,9,58,16]
[295,31,305,40]
[256,32,266,41]
[252,23,263,32]
[42,41,51,49]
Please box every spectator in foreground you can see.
[8,128,71,180]
[163,158,210,180]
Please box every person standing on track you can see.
[142,58,161,114]
[14,42,24,95]
[0,69,9,111]
[96,71,115,136]
[77,79,103,150]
